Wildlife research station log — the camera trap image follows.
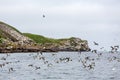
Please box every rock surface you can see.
[0,21,90,53]
[0,21,33,43]
[58,37,90,51]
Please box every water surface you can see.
[0,52,120,80]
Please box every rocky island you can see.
[0,21,90,53]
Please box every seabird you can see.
[43,14,45,18]
[9,67,14,72]
[93,41,99,46]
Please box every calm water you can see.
[0,51,120,80]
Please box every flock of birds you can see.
[92,41,119,53]
[0,42,120,78]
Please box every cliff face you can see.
[40,37,90,52]
[0,21,90,53]
[0,21,33,43]
[24,33,90,52]
[58,37,90,51]
[0,21,37,53]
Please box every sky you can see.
[0,0,120,50]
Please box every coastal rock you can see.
[0,21,90,53]
[58,37,90,51]
[0,21,33,44]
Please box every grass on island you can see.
[23,33,87,46]
[0,37,4,43]
[23,33,60,44]
[0,38,2,43]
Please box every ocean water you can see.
[0,51,120,80]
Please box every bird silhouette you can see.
[43,14,45,18]
[91,50,97,53]
[35,66,41,70]
[93,41,99,46]
[100,47,104,49]
[9,67,14,72]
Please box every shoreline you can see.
[0,48,90,53]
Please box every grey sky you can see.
[0,0,120,50]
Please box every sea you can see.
[0,51,120,80]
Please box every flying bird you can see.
[100,47,104,49]
[93,41,99,46]
[43,14,45,18]
[110,46,115,50]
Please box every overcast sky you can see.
[0,0,120,50]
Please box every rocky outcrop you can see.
[0,21,37,53]
[40,37,90,52]
[0,21,90,53]
[58,37,90,51]
[0,21,33,44]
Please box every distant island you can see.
[0,21,90,53]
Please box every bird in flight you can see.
[93,41,99,46]
[43,14,45,18]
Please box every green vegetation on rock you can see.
[0,21,90,52]
[0,38,3,43]
[23,33,60,44]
